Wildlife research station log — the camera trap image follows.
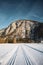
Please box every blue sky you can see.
[0,0,43,29]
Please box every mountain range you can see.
[0,20,43,43]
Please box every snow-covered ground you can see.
[0,44,43,65]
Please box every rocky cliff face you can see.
[0,20,43,43]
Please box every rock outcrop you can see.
[0,20,43,43]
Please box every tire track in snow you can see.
[6,46,19,65]
[21,46,32,65]
[25,45,43,53]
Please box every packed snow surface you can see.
[0,43,43,65]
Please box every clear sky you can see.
[0,0,43,29]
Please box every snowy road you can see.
[0,44,43,65]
